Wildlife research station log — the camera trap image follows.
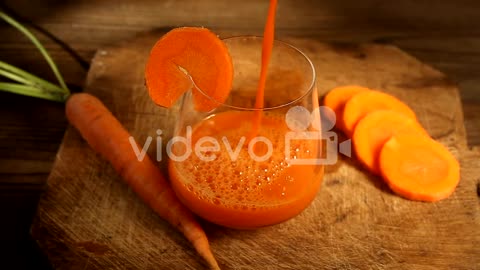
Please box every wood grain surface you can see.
[1,2,480,269]
[31,32,480,269]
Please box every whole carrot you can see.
[65,93,219,270]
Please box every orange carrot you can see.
[145,27,233,112]
[379,134,460,202]
[353,110,428,175]
[343,90,417,137]
[65,93,220,269]
[323,85,370,132]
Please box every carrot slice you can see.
[145,27,233,112]
[379,134,460,202]
[323,85,370,132]
[353,110,428,175]
[343,91,417,137]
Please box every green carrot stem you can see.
[0,82,66,102]
[0,60,67,94]
[0,11,70,96]
[0,68,31,85]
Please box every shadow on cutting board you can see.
[0,186,52,270]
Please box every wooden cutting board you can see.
[31,31,480,270]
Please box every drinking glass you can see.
[168,36,323,229]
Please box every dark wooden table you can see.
[1,1,479,269]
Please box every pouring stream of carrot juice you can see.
[249,0,278,140]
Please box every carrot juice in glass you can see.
[168,37,323,229]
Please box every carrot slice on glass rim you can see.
[145,27,233,112]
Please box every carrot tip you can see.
[66,93,219,268]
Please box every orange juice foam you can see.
[169,111,324,229]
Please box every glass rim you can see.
[190,35,317,111]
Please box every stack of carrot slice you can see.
[324,86,460,202]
